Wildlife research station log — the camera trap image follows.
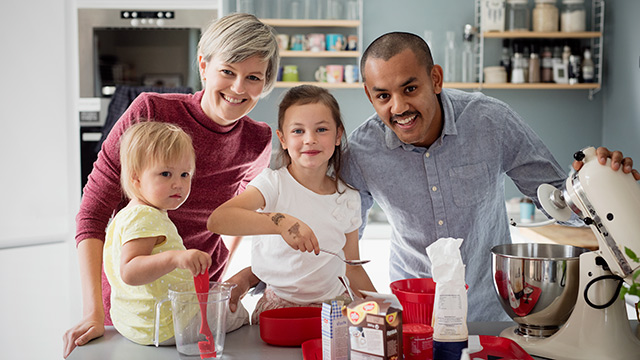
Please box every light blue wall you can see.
[248,0,636,199]
[601,0,640,157]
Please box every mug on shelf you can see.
[326,65,344,83]
[276,34,290,51]
[282,65,299,82]
[277,66,283,81]
[307,33,326,52]
[346,35,358,51]
[344,64,359,83]
[314,66,327,82]
[326,34,346,51]
[290,34,308,51]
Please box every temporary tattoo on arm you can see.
[288,222,302,238]
[271,213,285,226]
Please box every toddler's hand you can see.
[279,216,320,254]
[176,249,212,276]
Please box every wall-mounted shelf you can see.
[261,19,360,27]
[280,50,359,58]
[275,81,362,89]
[473,0,604,99]
[483,31,602,39]
[444,82,599,90]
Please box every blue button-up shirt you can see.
[343,88,568,321]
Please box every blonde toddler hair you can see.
[119,121,196,200]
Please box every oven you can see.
[77,8,217,191]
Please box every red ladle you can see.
[194,273,216,359]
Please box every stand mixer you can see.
[500,147,640,359]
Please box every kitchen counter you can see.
[518,224,598,250]
[66,321,639,360]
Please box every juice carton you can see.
[322,297,351,360]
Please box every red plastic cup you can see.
[390,278,436,325]
[403,323,434,360]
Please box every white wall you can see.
[0,0,78,358]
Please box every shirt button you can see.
[438,220,444,226]
[425,152,430,158]
[432,186,438,192]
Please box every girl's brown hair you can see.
[276,85,348,188]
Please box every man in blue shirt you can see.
[343,32,639,321]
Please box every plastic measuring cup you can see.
[154,281,235,358]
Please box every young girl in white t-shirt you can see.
[208,85,376,323]
[103,121,213,344]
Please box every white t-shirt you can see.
[248,167,362,304]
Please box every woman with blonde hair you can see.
[63,13,279,357]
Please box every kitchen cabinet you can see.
[220,0,363,89]
[471,0,604,99]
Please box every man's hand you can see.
[572,146,639,180]
[225,266,259,313]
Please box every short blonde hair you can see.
[198,13,280,97]
[119,121,196,200]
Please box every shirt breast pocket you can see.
[448,162,490,207]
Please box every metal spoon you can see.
[338,276,356,301]
[320,248,371,266]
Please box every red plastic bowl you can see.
[259,307,322,346]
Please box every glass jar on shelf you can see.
[561,0,586,32]
[507,0,530,31]
[532,0,559,32]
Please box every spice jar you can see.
[532,0,559,32]
[507,0,530,31]
[561,0,586,32]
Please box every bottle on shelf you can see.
[561,0,586,32]
[541,45,553,82]
[461,24,476,83]
[444,31,458,82]
[562,45,571,64]
[507,0,531,31]
[522,43,530,82]
[511,42,525,84]
[532,0,559,32]
[581,47,595,83]
[500,39,512,82]
[529,43,541,83]
[568,54,581,84]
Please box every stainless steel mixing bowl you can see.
[491,243,590,337]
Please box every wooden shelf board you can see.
[261,19,360,27]
[483,31,602,39]
[444,83,599,90]
[444,82,481,89]
[481,83,600,90]
[274,81,363,89]
[280,50,359,58]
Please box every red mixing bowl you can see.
[259,307,322,346]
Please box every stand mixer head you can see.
[497,146,640,359]
[538,147,640,282]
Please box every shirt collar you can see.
[382,89,458,151]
